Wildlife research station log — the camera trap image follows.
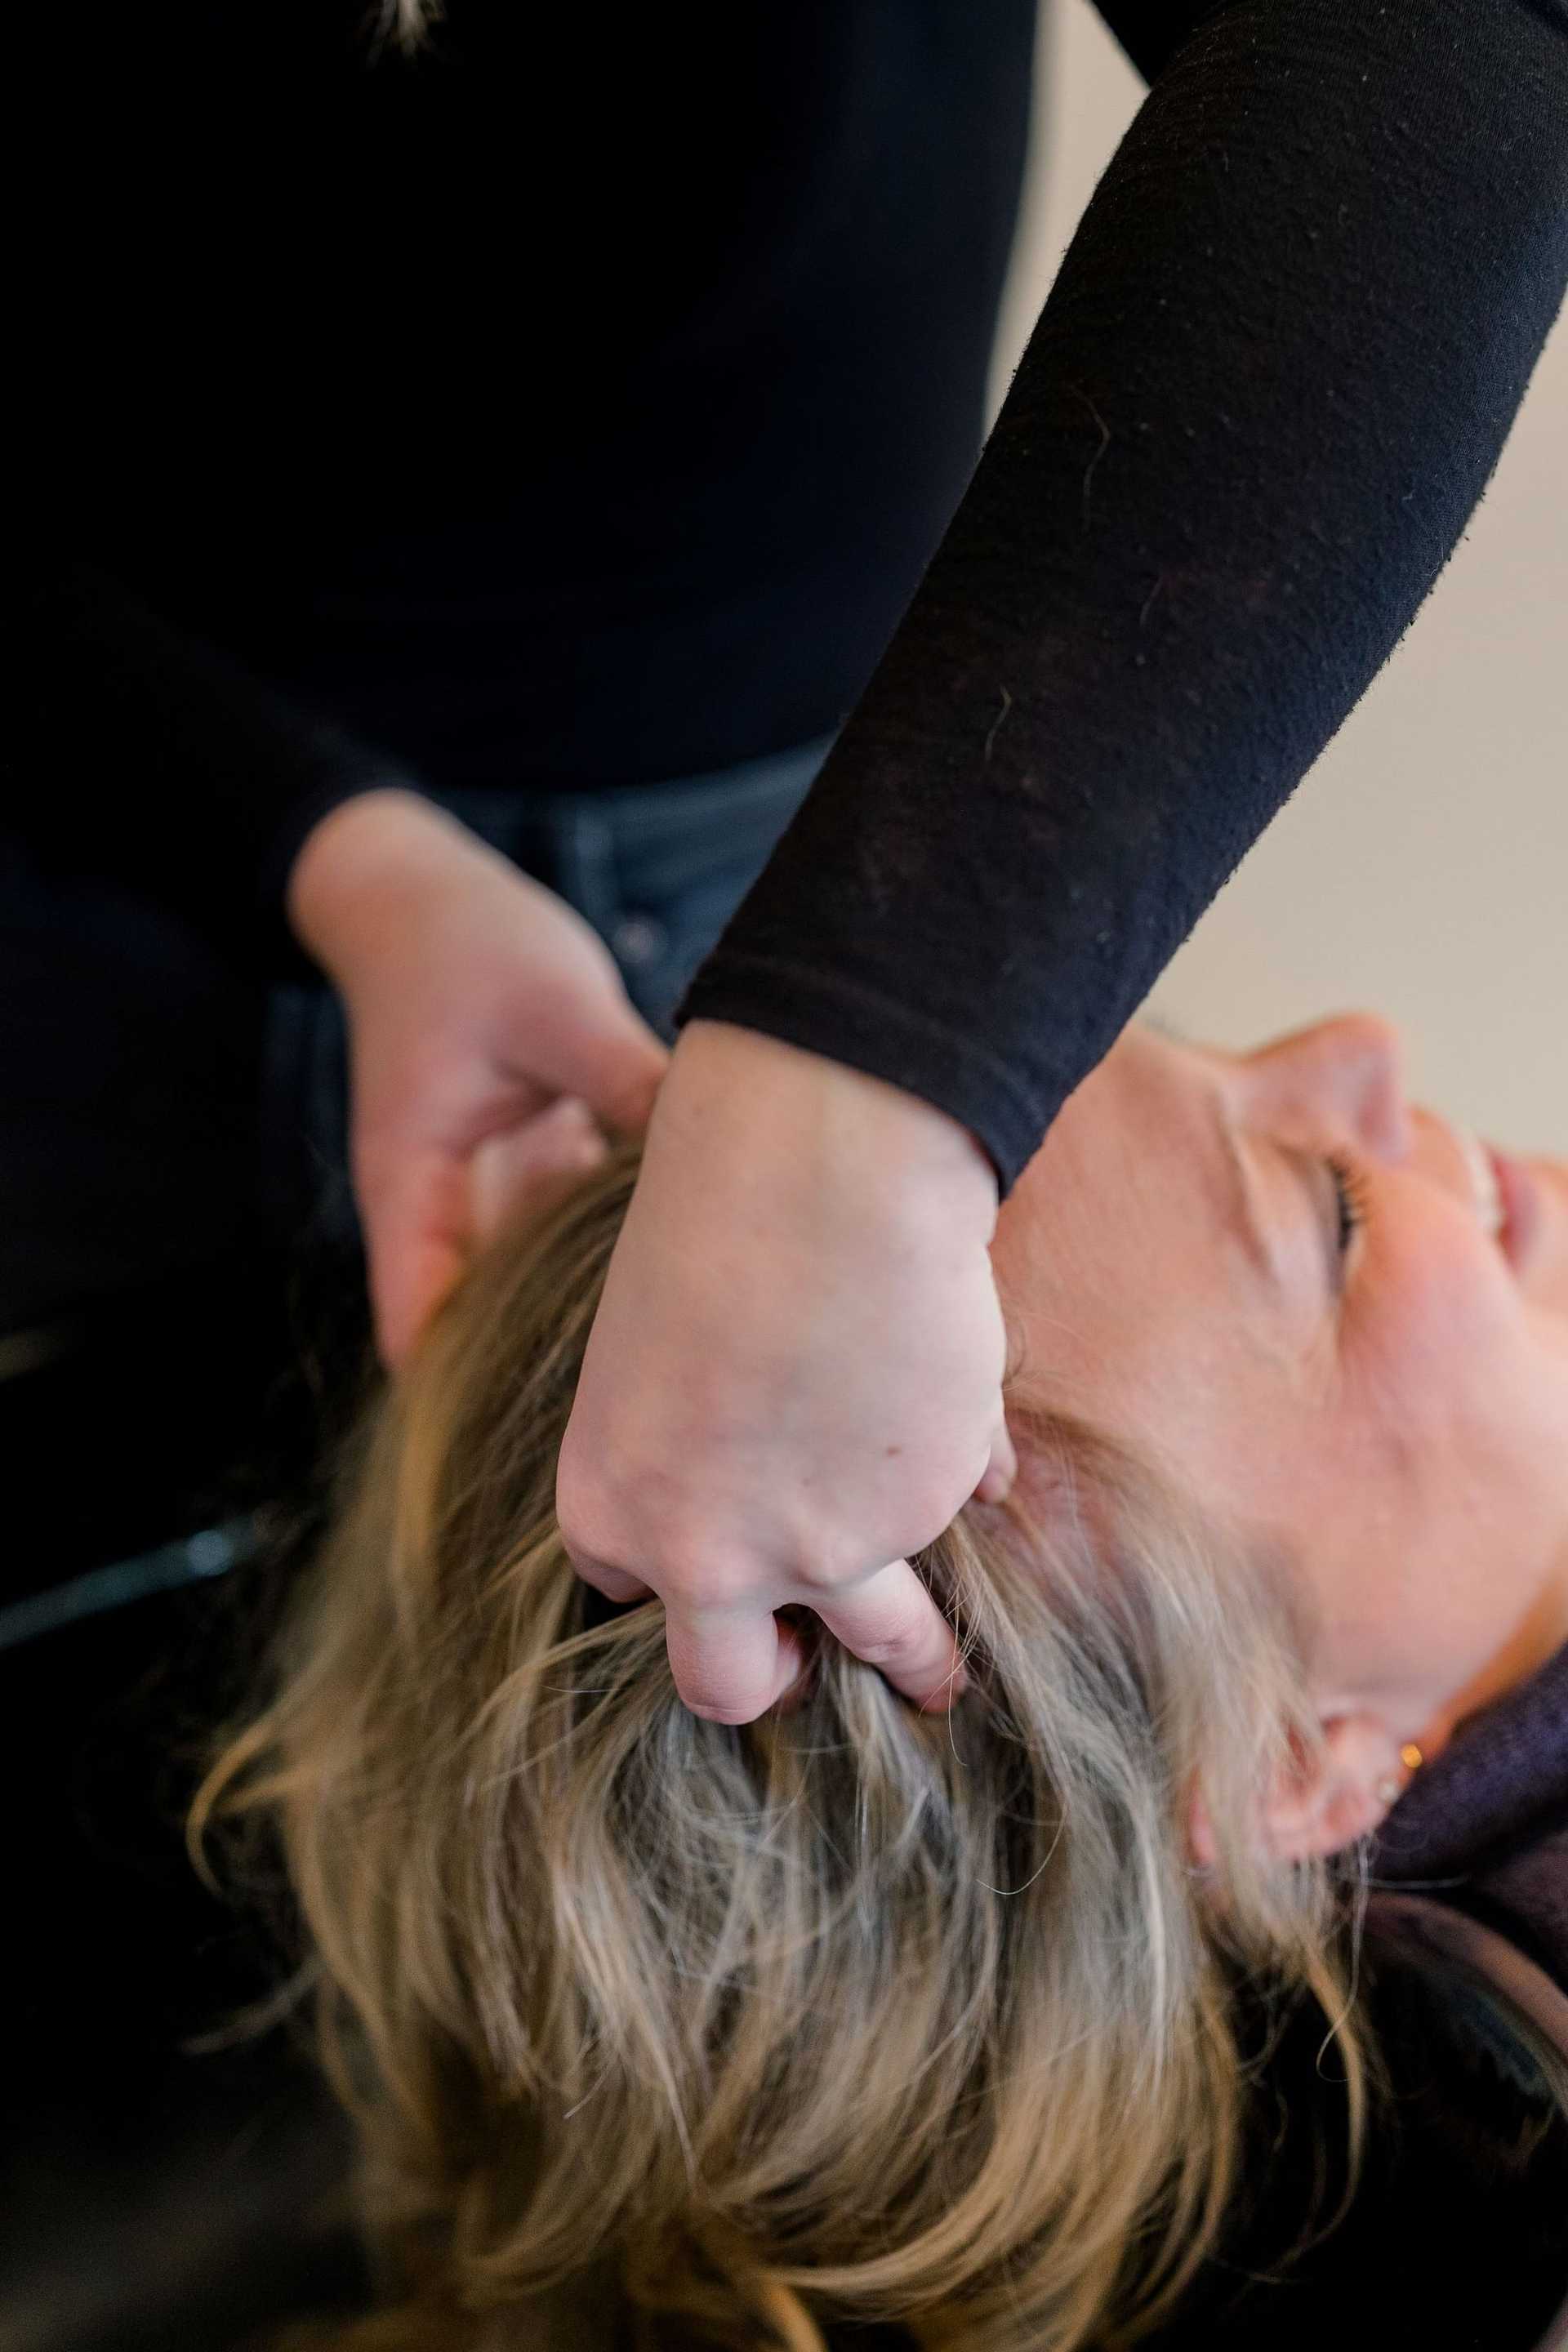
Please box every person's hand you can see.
[555,1017,1018,1723]
[286,787,670,1364]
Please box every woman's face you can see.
[991,1015,1568,1771]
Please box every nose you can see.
[1245,1013,1413,1163]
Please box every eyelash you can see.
[1326,1152,1370,1257]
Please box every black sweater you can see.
[9,0,1567,1200]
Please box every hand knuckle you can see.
[555,1481,733,1607]
[680,1689,758,1726]
[554,1476,630,1573]
[788,1530,874,1592]
[658,1550,755,1610]
[853,1628,927,1670]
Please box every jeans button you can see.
[611,913,668,967]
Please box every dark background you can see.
[0,1247,377,2352]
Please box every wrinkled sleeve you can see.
[674,0,1568,1199]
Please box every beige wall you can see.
[988,0,1568,1154]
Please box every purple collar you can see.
[1370,1642,1568,1993]
[1373,1640,1568,1887]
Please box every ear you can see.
[1258,1713,1411,1863]
[1187,1713,1413,1873]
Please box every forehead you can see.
[1053,1027,1218,1183]
[1000,1027,1222,1277]
[991,1027,1294,1439]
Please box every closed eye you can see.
[1326,1154,1370,1259]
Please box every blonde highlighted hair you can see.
[196,1138,1371,2350]
[370,0,439,57]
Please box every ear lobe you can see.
[1259,1713,1405,1864]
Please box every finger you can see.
[567,1015,671,1141]
[557,1541,657,1606]
[663,1607,807,1726]
[769,1606,823,1714]
[374,1102,612,1365]
[810,1561,968,1713]
[374,1226,470,1370]
[770,1637,817,1716]
[361,1151,474,1368]
[470,1098,610,1248]
[973,1414,1018,1505]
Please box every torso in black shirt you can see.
[20,2,1034,791]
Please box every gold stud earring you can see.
[1377,1743,1427,1808]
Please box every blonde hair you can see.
[196,1139,1372,2351]
[370,0,439,58]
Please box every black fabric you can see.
[679,0,1568,1196]
[8,0,1567,1191]
[7,1,1033,967]
[1129,1933,1568,2351]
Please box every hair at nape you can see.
[194,1138,1376,2352]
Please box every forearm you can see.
[676,0,1568,1198]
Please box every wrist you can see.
[286,787,478,983]
[672,1018,1000,1223]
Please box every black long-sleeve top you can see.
[8,0,1567,1200]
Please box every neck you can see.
[1432,1546,1568,1754]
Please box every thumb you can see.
[565,1005,672,1140]
[359,1136,485,1370]
[973,1414,1018,1506]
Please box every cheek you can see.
[1352,1199,1516,1420]
[1303,1387,1553,1718]
[1348,1210,1566,1558]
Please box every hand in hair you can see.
[555,1017,1016,1722]
[286,788,671,1364]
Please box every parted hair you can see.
[195,1138,1372,2351]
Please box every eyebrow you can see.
[1136,1014,1266,1271]
[1207,1088,1343,1312]
[1142,1014,1342,1313]
[1210,1100,1285,1299]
